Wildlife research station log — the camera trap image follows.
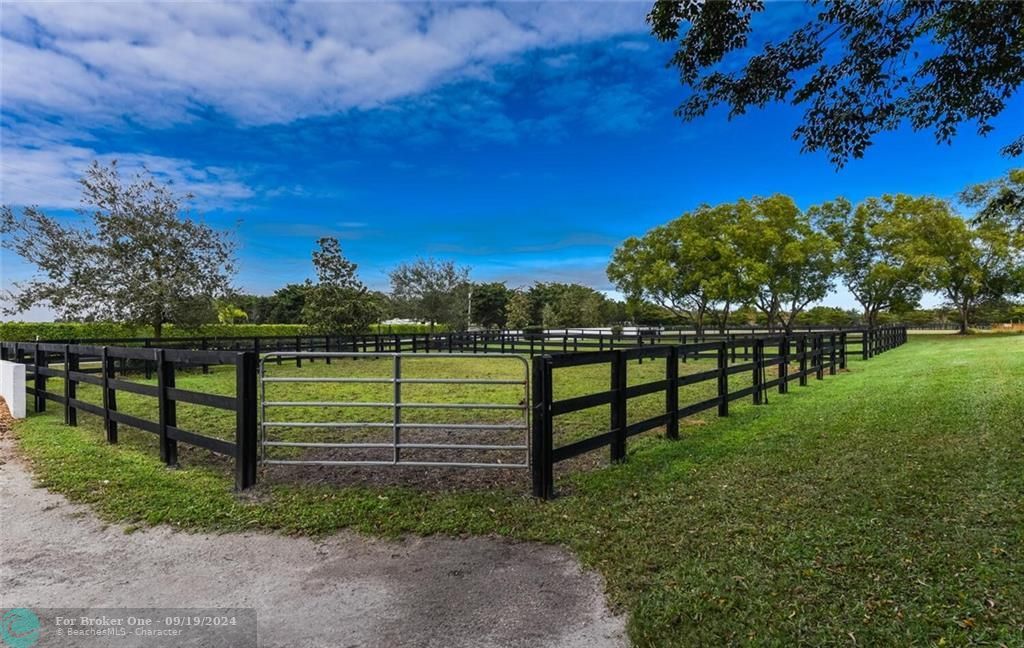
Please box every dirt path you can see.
[0,404,626,648]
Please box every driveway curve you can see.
[0,412,626,648]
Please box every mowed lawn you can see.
[11,335,1024,646]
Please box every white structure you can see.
[0,360,26,419]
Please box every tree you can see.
[735,195,836,332]
[813,195,923,327]
[1,160,235,337]
[648,2,1024,166]
[216,301,249,324]
[470,282,510,329]
[388,258,470,331]
[265,283,312,324]
[519,283,616,328]
[505,289,532,330]
[301,237,379,335]
[549,283,608,328]
[961,168,1024,231]
[607,203,753,333]
[795,306,861,328]
[904,202,1023,333]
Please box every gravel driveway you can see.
[0,407,626,648]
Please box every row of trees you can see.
[607,171,1024,334]
[3,162,1022,335]
[227,269,626,332]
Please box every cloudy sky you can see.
[2,1,1022,317]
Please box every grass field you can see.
[11,335,1024,646]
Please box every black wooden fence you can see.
[529,326,907,499]
[1,326,905,496]
[0,342,258,490]
[18,326,884,363]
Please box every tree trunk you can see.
[154,320,163,339]
[958,305,969,334]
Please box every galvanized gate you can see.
[259,352,530,468]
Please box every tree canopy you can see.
[961,167,1024,231]
[903,200,1023,333]
[609,195,834,332]
[389,258,470,331]
[1,160,235,337]
[648,1,1024,166]
[813,195,923,327]
[301,237,379,335]
[607,202,751,332]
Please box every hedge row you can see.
[0,322,446,342]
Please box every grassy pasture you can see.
[12,335,1024,646]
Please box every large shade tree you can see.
[733,195,836,332]
[903,200,1023,333]
[607,202,753,333]
[1,160,235,337]
[389,258,470,331]
[649,1,1024,166]
[812,195,924,327]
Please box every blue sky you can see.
[2,2,1022,319]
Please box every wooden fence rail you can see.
[530,326,907,499]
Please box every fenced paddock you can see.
[0,326,906,497]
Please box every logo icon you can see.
[1,609,40,648]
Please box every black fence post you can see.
[235,351,258,490]
[778,336,789,394]
[799,336,809,387]
[531,356,554,499]
[295,337,302,367]
[839,332,848,370]
[666,346,679,440]
[862,329,870,360]
[815,334,825,380]
[156,349,178,466]
[101,347,118,443]
[34,343,46,413]
[717,341,729,417]
[610,350,627,462]
[64,344,78,426]
[752,338,764,405]
[829,333,837,375]
[144,339,152,379]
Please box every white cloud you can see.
[0,139,256,209]
[1,2,647,127]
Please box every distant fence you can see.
[529,326,907,499]
[0,342,258,490]
[1,326,906,496]
[6,326,888,363]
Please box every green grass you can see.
[13,336,1024,646]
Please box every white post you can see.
[0,360,26,419]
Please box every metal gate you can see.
[259,352,530,468]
